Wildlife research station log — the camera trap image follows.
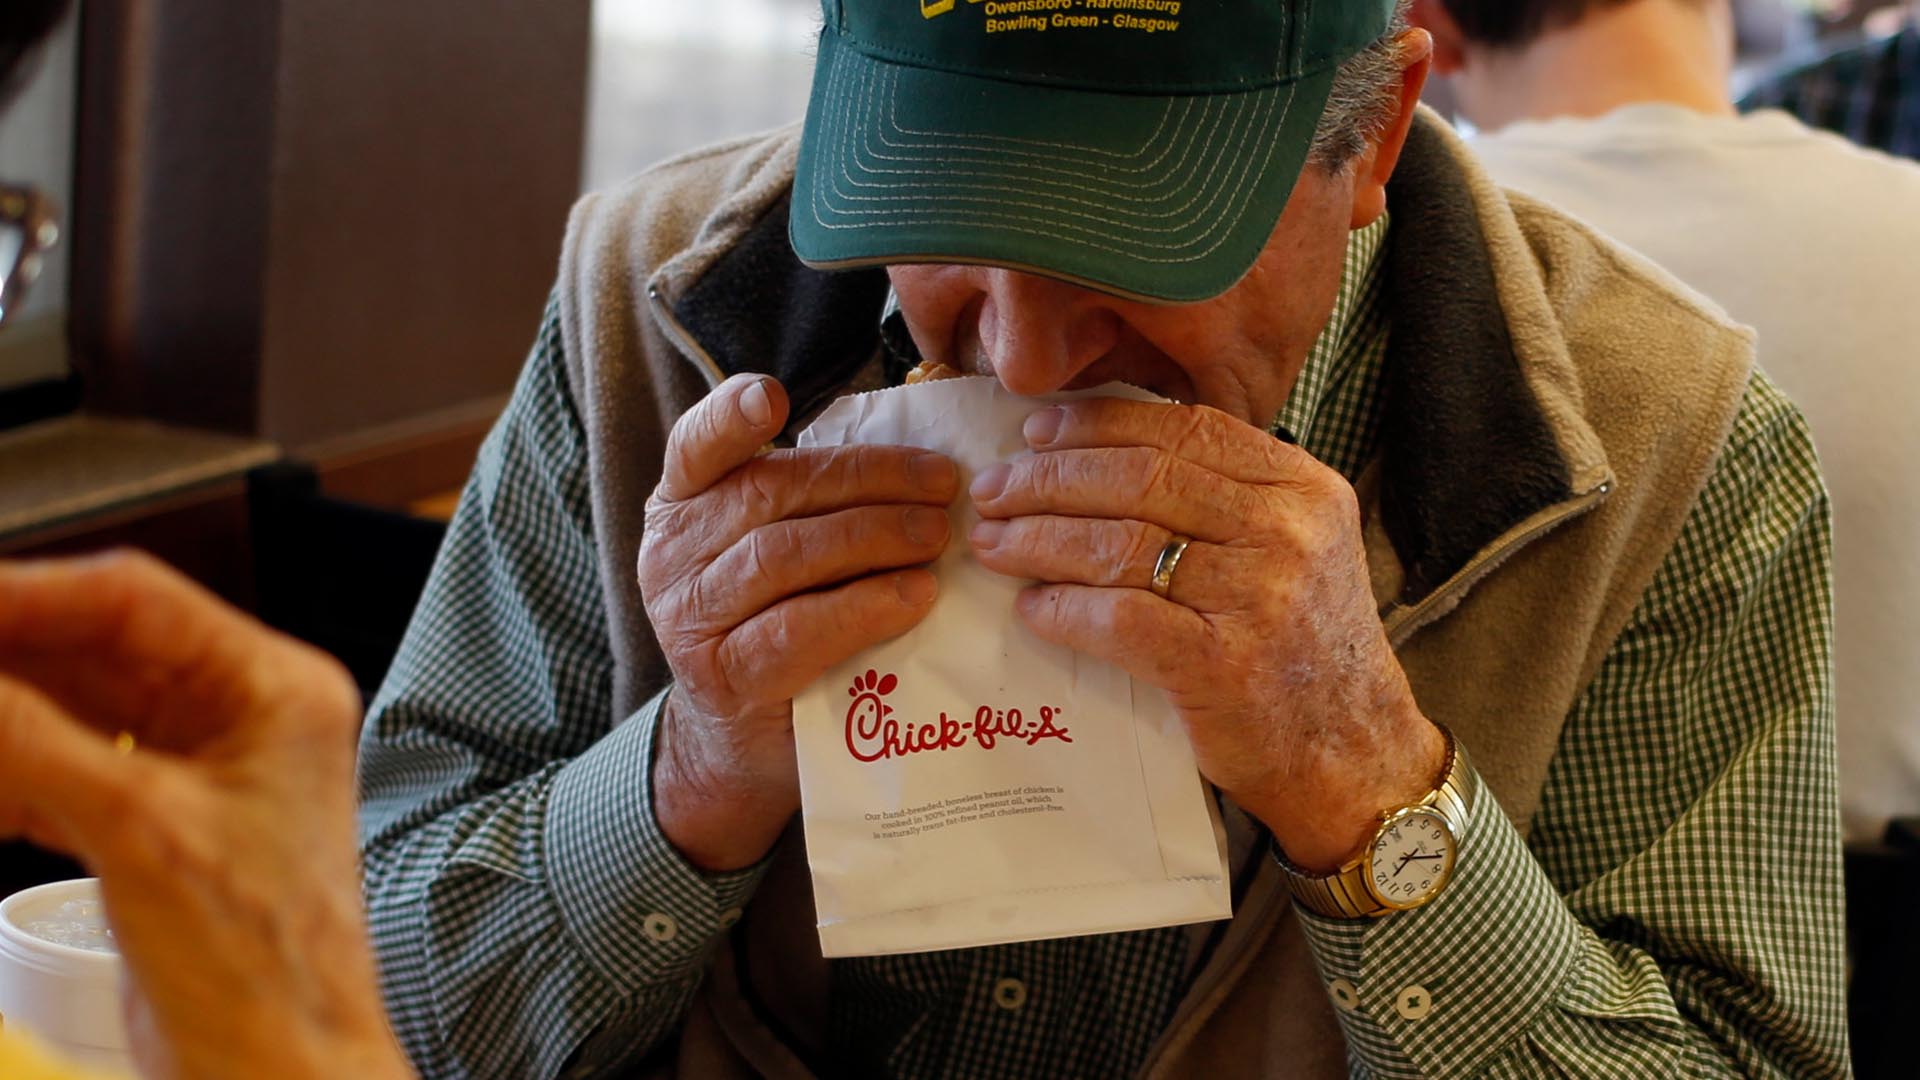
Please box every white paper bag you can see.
[792,376,1232,957]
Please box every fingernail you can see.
[738,379,773,427]
[971,519,1006,548]
[895,572,937,605]
[904,506,949,546]
[971,463,1010,502]
[1024,406,1064,447]
[911,452,957,493]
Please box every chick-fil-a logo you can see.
[844,669,1073,764]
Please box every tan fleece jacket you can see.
[548,109,1754,1076]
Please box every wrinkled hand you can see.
[0,552,411,1080]
[639,374,959,871]
[968,399,1444,869]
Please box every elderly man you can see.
[359,1,1847,1077]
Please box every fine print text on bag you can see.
[792,376,1231,957]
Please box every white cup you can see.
[0,878,135,1073]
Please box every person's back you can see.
[1414,0,1920,843]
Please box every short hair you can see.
[1436,0,1642,49]
[1308,1,1414,172]
[1,0,71,98]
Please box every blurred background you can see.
[586,0,817,192]
[0,0,827,639]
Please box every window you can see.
[0,3,76,394]
[585,0,820,192]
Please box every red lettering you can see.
[843,674,1071,763]
[973,705,998,749]
[1030,706,1072,745]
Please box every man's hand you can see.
[968,398,1446,871]
[0,552,412,1080]
[640,374,959,871]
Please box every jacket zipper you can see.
[1385,479,1613,645]
[647,281,728,391]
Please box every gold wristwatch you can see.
[1272,725,1475,919]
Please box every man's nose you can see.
[976,271,1122,396]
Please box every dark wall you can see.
[69,0,280,433]
[70,0,591,447]
[259,0,591,446]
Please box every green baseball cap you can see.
[791,0,1398,303]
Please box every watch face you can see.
[1366,807,1457,910]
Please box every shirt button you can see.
[642,912,679,944]
[717,906,744,930]
[1395,984,1434,1022]
[991,977,1028,1011]
[1328,977,1361,1013]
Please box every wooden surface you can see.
[0,416,277,542]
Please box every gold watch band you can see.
[1273,726,1475,919]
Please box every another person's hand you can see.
[640,374,960,871]
[968,399,1447,870]
[0,552,412,1080]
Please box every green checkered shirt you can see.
[358,215,1847,1078]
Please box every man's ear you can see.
[1407,0,1468,76]
[1349,29,1433,231]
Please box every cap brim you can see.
[791,23,1335,304]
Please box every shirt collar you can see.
[1272,211,1391,445]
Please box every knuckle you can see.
[722,615,789,692]
[681,635,738,707]
[1230,482,1275,533]
[1020,454,1055,498]
[818,593,871,644]
[1114,525,1163,586]
[734,461,787,523]
[1030,517,1073,560]
[844,446,886,493]
[1134,448,1177,496]
[1272,443,1323,489]
[743,522,802,581]
[1164,406,1219,458]
[661,622,715,679]
[677,568,722,629]
[711,638,753,707]
[1041,450,1093,496]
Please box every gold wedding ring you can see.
[112,732,136,756]
[1149,535,1192,600]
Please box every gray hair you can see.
[1308,1,1415,172]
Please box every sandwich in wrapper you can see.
[791,376,1232,957]
[903,359,964,385]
